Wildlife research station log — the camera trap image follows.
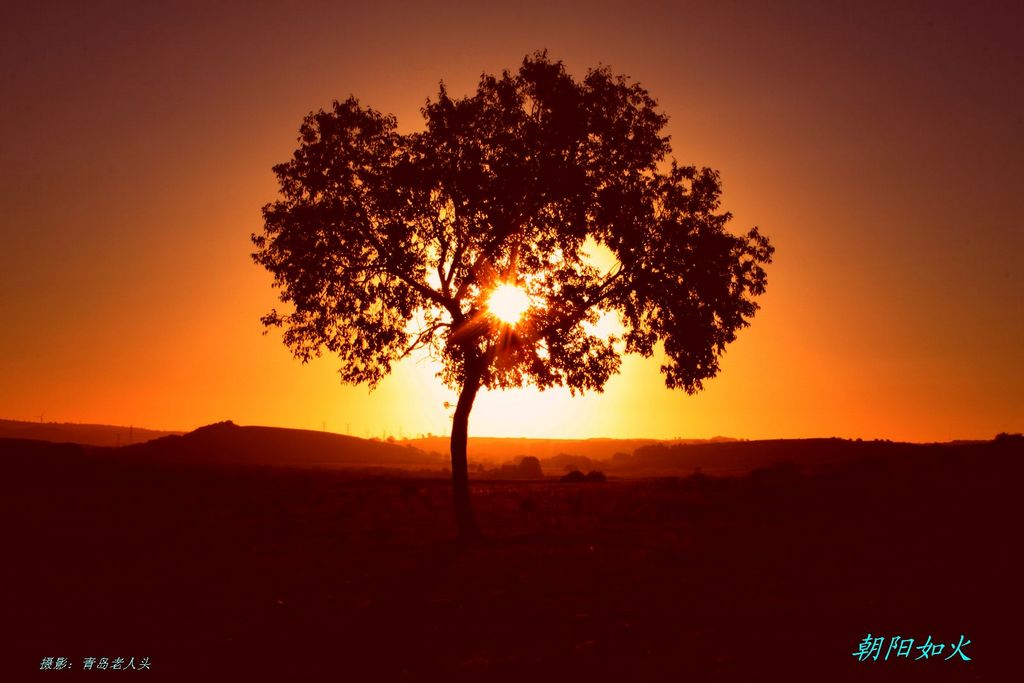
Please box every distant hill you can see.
[6,418,1012,477]
[0,418,180,447]
[119,421,446,470]
[616,438,902,476]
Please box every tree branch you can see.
[355,206,463,320]
[400,320,450,359]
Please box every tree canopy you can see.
[252,52,773,402]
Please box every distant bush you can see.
[687,468,709,487]
[560,470,606,483]
[994,432,1023,444]
[192,420,237,434]
[749,462,801,481]
[517,456,544,479]
[489,456,544,480]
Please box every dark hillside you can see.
[119,421,445,469]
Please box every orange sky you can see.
[1,1,1021,442]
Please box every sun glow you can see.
[486,284,532,325]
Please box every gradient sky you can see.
[2,0,1021,441]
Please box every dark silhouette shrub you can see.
[560,470,606,483]
[517,456,543,479]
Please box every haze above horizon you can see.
[1,1,1021,442]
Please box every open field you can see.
[2,436,1018,680]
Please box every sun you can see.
[486,284,532,325]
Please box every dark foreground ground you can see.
[2,439,1018,681]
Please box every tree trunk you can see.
[450,361,483,541]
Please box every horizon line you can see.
[1,416,1013,446]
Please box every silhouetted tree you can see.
[252,51,773,540]
[517,456,543,479]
